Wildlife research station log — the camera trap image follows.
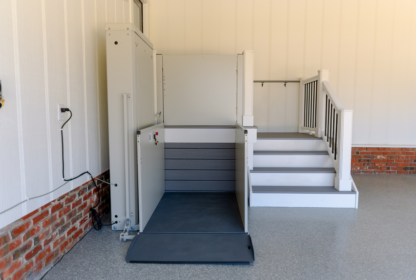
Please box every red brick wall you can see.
[0,171,110,280]
[352,148,416,174]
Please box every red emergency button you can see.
[155,132,158,135]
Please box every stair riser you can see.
[253,155,334,168]
[254,139,326,151]
[251,173,335,187]
[250,193,356,208]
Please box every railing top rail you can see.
[322,81,344,111]
[301,75,319,85]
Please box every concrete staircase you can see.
[249,133,357,208]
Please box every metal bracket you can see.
[119,219,138,242]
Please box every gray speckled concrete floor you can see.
[43,175,416,280]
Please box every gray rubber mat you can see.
[126,233,254,263]
[143,192,244,233]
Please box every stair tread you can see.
[251,167,336,173]
[252,186,355,194]
[257,132,322,140]
[253,151,328,155]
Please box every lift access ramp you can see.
[126,125,254,264]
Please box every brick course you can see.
[0,171,110,280]
[352,148,416,174]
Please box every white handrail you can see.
[302,74,319,85]
[299,70,353,192]
[321,77,353,191]
[322,81,344,110]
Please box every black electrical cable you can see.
[61,108,109,230]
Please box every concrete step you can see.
[253,151,334,168]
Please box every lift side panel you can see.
[235,126,248,232]
[138,124,165,232]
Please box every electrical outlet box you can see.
[58,104,66,121]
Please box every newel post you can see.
[336,110,353,191]
[317,70,329,138]
[242,50,254,126]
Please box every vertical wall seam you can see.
[218,0,220,54]
[336,0,343,95]
[268,0,272,80]
[352,0,360,139]
[302,0,307,78]
[251,0,254,50]
[130,0,133,24]
[40,0,54,201]
[234,0,237,53]
[267,0,272,131]
[285,0,289,79]
[167,0,170,53]
[320,0,325,69]
[94,0,102,173]
[11,0,27,215]
[284,0,289,128]
[81,0,90,172]
[105,0,108,22]
[63,0,74,189]
[123,0,125,22]
[369,0,379,142]
[114,0,117,22]
[184,0,186,54]
[411,0,416,134]
[386,0,396,144]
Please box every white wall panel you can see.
[115,0,124,22]
[84,0,101,177]
[167,0,185,54]
[353,0,377,145]
[303,0,323,78]
[0,0,25,228]
[107,0,116,22]
[202,0,220,54]
[16,0,50,210]
[148,0,416,145]
[184,0,202,54]
[286,0,305,79]
[254,83,298,132]
[45,0,68,198]
[67,0,88,189]
[387,0,413,145]
[0,0,125,228]
[219,0,236,55]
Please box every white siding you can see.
[0,0,130,229]
[148,0,416,145]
